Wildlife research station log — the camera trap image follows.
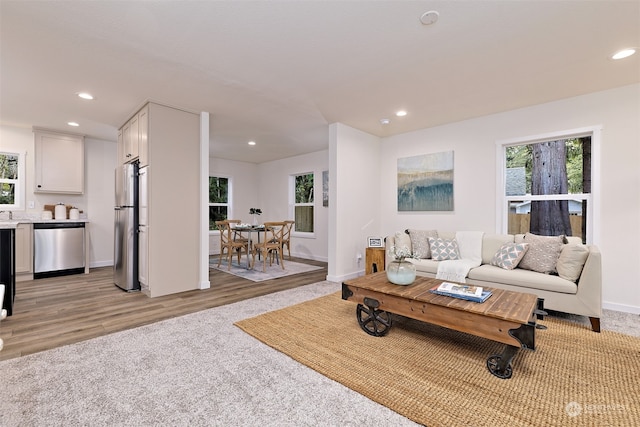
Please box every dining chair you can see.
[216,220,249,270]
[282,220,295,260]
[251,221,286,272]
[225,219,249,244]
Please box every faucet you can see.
[0,211,13,220]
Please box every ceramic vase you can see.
[386,260,416,285]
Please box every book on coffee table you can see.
[429,283,493,303]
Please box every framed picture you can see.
[397,150,454,211]
[367,237,384,248]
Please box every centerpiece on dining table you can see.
[249,208,262,226]
[386,243,418,285]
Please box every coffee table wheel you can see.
[486,354,513,379]
[356,304,392,337]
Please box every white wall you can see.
[258,150,329,262]
[210,150,329,262]
[0,125,117,267]
[328,123,381,281]
[374,83,640,313]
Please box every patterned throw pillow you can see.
[428,237,460,261]
[491,243,529,270]
[408,229,438,259]
[518,233,565,274]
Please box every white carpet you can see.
[0,281,418,427]
[210,257,322,281]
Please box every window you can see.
[0,151,24,210]
[499,129,598,244]
[292,172,314,233]
[209,176,229,230]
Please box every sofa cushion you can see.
[468,264,578,294]
[407,229,438,259]
[518,233,565,274]
[408,258,439,274]
[556,243,590,282]
[481,234,515,264]
[490,242,529,270]
[428,237,460,261]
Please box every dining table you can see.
[231,224,265,269]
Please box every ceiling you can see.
[1,1,639,164]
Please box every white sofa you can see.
[386,230,602,332]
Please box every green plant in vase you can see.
[249,208,262,225]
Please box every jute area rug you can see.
[235,292,640,427]
[210,257,321,281]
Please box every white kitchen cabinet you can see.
[15,223,32,276]
[138,224,148,292]
[119,102,200,298]
[138,104,149,167]
[34,130,84,194]
[121,113,139,163]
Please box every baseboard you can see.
[90,260,113,268]
[602,301,640,315]
[326,269,364,283]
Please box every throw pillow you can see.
[518,233,565,274]
[394,231,413,253]
[428,237,460,261]
[490,242,529,270]
[408,229,438,259]
[556,244,590,282]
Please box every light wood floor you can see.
[0,257,328,361]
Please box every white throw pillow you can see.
[556,244,589,282]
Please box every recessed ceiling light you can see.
[67,122,80,127]
[380,118,391,125]
[420,10,439,25]
[77,92,94,100]
[248,141,256,146]
[396,110,407,117]
[612,48,636,60]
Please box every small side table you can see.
[365,247,386,274]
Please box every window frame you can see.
[0,151,25,211]
[495,126,601,245]
[208,175,232,232]
[290,171,315,238]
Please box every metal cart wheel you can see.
[356,303,392,337]
[486,354,513,379]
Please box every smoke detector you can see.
[420,11,439,25]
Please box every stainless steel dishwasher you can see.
[34,222,85,279]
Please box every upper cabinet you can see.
[34,129,84,194]
[119,104,149,167]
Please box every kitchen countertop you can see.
[0,217,89,229]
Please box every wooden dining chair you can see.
[281,220,295,260]
[216,220,249,270]
[251,221,286,272]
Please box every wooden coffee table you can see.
[342,272,542,379]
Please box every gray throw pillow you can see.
[518,233,565,274]
[408,229,438,259]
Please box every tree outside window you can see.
[293,173,314,233]
[209,176,229,230]
[505,137,591,242]
[0,152,21,208]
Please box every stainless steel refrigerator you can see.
[114,163,139,291]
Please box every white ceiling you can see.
[1,1,639,164]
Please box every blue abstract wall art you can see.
[397,151,454,211]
